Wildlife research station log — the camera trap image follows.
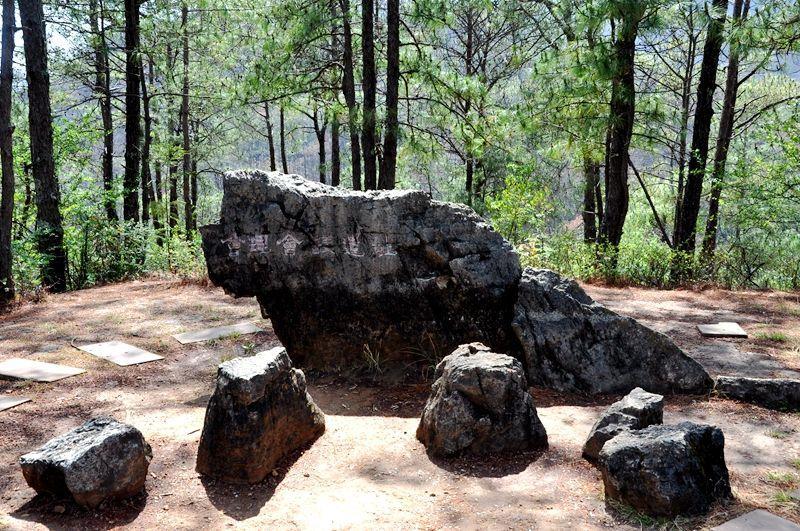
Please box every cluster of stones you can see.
[582,388,732,517]
[201,171,713,394]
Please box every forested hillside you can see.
[1,0,799,304]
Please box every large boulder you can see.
[598,421,732,517]
[582,387,664,463]
[512,268,713,394]
[201,171,521,376]
[19,417,151,508]
[715,376,800,411]
[196,346,325,484]
[416,342,548,456]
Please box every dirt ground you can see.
[0,279,799,530]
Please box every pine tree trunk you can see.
[140,62,152,224]
[264,101,276,171]
[89,0,116,221]
[331,114,341,186]
[378,0,400,190]
[599,11,640,257]
[360,0,377,190]
[313,110,327,184]
[279,105,288,173]
[181,1,193,237]
[582,158,599,243]
[672,0,727,268]
[0,0,15,304]
[19,0,68,291]
[123,0,142,222]
[702,0,748,261]
[340,0,361,190]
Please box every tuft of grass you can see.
[756,331,789,342]
[777,303,800,317]
[763,470,798,487]
[768,429,792,439]
[791,458,800,471]
[606,499,684,529]
[771,490,797,506]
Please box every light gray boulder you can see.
[583,387,664,463]
[196,346,325,484]
[416,342,548,457]
[19,417,152,508]
[715,376,800,411]
[200,171,521,378]
[512,268,713,394]
[598,421,731,517]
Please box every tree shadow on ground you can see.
[10,491,147,531]
[427,447,547,478]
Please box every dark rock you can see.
[416,342,548,456]
[512,268,713,394]
[196,346,325,484]
[598,421,732,517]
[582,387,664,463]
[200,171,521,377]
[19,417,151,508]
[715,376,800,411]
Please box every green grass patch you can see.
[755,331,789,342]
[768,429,792,439]
[764,470,798,487]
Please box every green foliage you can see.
[486,168,552,246]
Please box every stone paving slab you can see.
[172,322,262,344]
[0,396,31,412]
[77,341,163,366]
[712,509,800,530]
[698,321,748,338]
[0,358,86,382]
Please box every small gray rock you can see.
[583,387,664,463]
[196,346,325,484]
[20,417,152,508]
[598,421,732,517]
[416,343,548,457]
[715,376,800,411]
[512,268,713,394]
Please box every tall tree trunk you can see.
[0,0,15,304]
[672,0,727,269]
[378,0,400,190]
[89,0,116,221]
[673,11,697,240]
[340,0,361,190]
[702,0,748,261]
[181,0,194,236]
[19,0,68,291]
[599,10,641,257]
[331,114,341,186]
[123,0,142,222]
[264,101,276,171]
[140,61,153,224]
[360,0,377,190]
[312,110,327,184]
[582,158,600,243]
[279,105,288,173]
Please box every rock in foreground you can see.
[583,387,664,463]
[513,268,713,394]
[715,376,800,411]
[196,347,325,484]
[20,417,151,508]
[201,171,521,376]
[416,343,548,456]
[598,422,731,517]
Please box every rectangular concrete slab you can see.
[0,358,86,382]
[698,321,748,338]
[0,396,31,412]
[172,322,262,344]
[77,341,163,366]
[712,510,800,530]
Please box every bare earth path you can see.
[1,279,799,530]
